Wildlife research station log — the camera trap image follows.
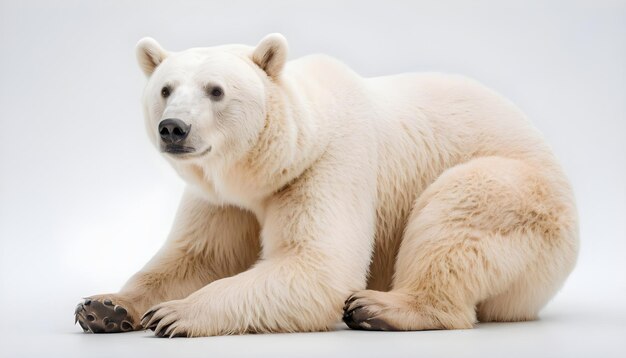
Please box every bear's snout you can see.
[159,118,190,145]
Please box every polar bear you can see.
[75,34,579,337]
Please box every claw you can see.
[156,323,172,337]
[140,309,156,326]
[169,326,187,338]
[343,304,359,319]
[343,295,358,310]
[164,323,176,337]
[153,314,178,337]
[168,326,180,338]
[143,313,160,330]
[78,319,89,332]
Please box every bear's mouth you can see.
[162,144,212,158]
[162,144,196,154]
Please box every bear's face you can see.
[136,34,287,170]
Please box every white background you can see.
[0,0,624,357]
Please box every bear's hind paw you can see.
[75,297,140,333]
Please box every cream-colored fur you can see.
[82,34,578,337]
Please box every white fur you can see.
[82,34,579,336]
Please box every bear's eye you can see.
[161,86,171,98]
[207,86,224,100]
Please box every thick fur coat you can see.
[74,34,578,337]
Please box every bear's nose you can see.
[158,118,191,144]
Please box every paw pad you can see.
[75,298,139,333]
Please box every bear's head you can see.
[135,34,288,172]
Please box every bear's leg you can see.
[139,149,378,337]
[75,189,260,333]
[343,156,578,330]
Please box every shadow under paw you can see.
[75,298,140,333]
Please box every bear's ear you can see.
[252,33,288,79]
[136,37,168,77]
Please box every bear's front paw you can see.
[74,295,142,333]
[141,300,192,338]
